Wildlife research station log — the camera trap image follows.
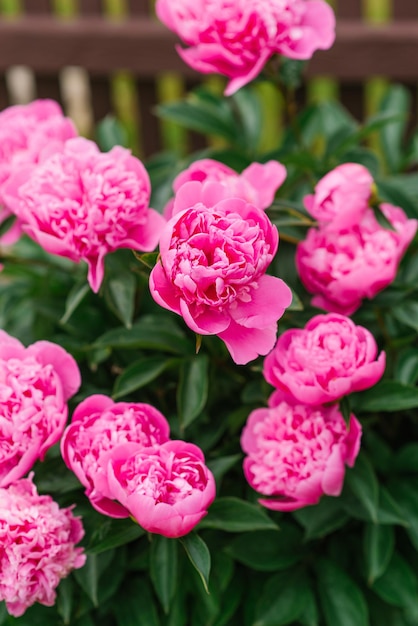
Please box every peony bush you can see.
[0,1,418,625]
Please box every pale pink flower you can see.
[61,395,170,518]
[241,400,362,511]
[164,158,286,218]
[0,475,85,617]
[156,0,335,95]
[150,180,292,364]
[264,313,385,405]
[0,99,77,245]
[0,330,81,488]
[3,137,166,292]
[106,440,216,538]
[304,163,374,231]
[296,204,418,315]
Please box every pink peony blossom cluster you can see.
[263,313,386,405]
[156,0,336,95]
[164,158,287,218]
[3,137,166,292]
[150,180,292,364]
[0,475,85,617]
[0,99,77,244]
[297,164,418,315]
[0,330,81,488]
[241,312,386,510]
[62,395,215,538]
[241,401,361,511]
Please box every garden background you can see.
[1,1,418,626]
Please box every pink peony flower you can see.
[106,440,216,538]
[156,0,336,95]
[0,330,81,488]
[164,158,286,218]
[61,395,170,518]
[3,137,166,292]
[241,400,362,511]
[264,313,386,405]
[150,180,292,364]
[0,475,85,617]
[296,204,418,315]
[304,163,374,231]
[0,99,77,245]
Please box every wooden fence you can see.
[0,0,417,157]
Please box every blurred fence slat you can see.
[0,1,417,156]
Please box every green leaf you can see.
[177,354,209,429]
[351,381,418,413]
[206,454,242,483]
[388,479,418,549]
[113,356,176,399]
[180,533,211,594]
[316,558,369,626]
[344,454,379,523]
[231,86,262,152]
[115,577,160,626]
[253,568,310,626]
[94,317,193,354]
[74,553,100,607]
[393,444,418,474]
[364,523,395,585]
[150,536,178,614]
[60,281,90,325]
[104,272,136,329]
[378,85,410,173]
[372,553,418,611]
[393,302,418,333]
[199,497,278,532]
[87,519,145,554]
[292,496,349,540]
[96,115,128,151]
[0,213,16,239]
[299,587,319,626]
[376,179,418,218]
[156,96,238,144]
[394,348,418,386]
[57,577,74,625]
[226,524,303,571]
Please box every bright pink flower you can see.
[304,163,374,231]
[296,204,418,315]
[264,313,385,405]
[0,476,85,617]
[0,330,81,488]
[150,181,292,364]
[0,99,77,245]
[106,440,216,538]
[61,395,170,518]
[156,0,335,95]
[241,401,362,511]
[3,137,166,292]
[164,158,286,218]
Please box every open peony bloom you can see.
[164,158,287,218]
[0,330,81,488]
[241,401,361,511]
[304,163,374,231]
[106,440,216,538]
[0,476,85,617]
[264,313,386,405]
[61,395,170,518]
[0,99,77,244]
[296,204,418,315]
[156,0,335,95]
[150,180,292,364]
[3,137,166,292]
